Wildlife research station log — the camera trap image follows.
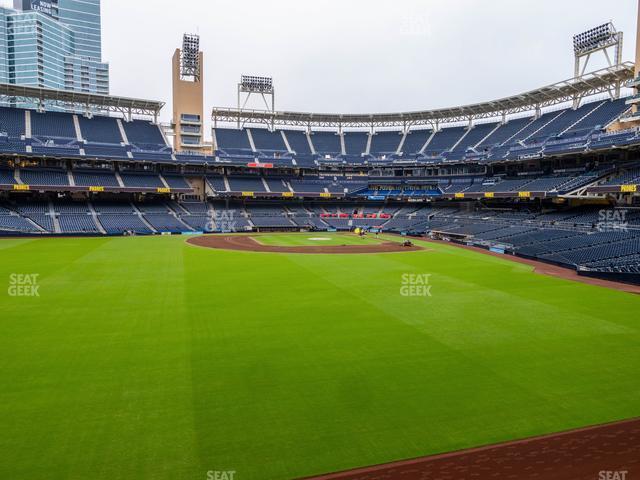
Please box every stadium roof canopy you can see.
[212,63,635,129]
[0,83,165,119]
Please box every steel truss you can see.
[212,64,634,131]
[0,83,165,121]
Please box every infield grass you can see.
[253,232,385,246]
[0,234,639,480]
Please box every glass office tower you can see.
[0,0,109,105]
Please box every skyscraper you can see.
[0,0,108,105]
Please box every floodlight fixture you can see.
[180,33,201,81]
[572,22,623,100]
[573,23,619,55]
[240,75,274,94]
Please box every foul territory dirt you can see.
[304,417,640,480]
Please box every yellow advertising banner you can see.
[620,184,637,193]
[13,184,29,191]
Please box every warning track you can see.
[304,417,640,480]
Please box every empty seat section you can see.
[73,170,119,187]
[163,175,190,189]
[264,177,289,192]
[120,173,164,188]
[0,107,25,137]
[79,115,122,143]
[31,111,77,140]
[343,132,369,155]
[508,110,563,144]
[124,120,167,150]
[250,128,287,152]
[206,176,227,192]
[227,176,266,192]
[282,130,311,155]
[59,215,99,233]
[310,131,341,156]
[477,116,533,148]
[450,123,498,155]
[370,131,402,156]
[0,169,16,184]
[423,126,466,156]
[98,215,152,234]
[20,168,69,186]
[567,98,629,134]
[214,128,252,152]
[144,214,189,232]
[401,130,431,155]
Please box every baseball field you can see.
[1,233,639,480]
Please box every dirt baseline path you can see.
[304,417,640,480]
[187,235,424,254]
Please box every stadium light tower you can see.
[631,0,640,116]
[573,22,624,99]
[237,75,275,129]
[172,34,208,154]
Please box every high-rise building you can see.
[0,0,108,107]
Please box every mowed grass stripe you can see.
[0,235,638,480]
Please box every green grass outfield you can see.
[0,234,639,480]
[253,232,384,246]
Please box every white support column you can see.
[246,128,257,152]
[159,174,170,189]
[73,115,83,141]
[420,129,438,154]
[502,117,537,146]
[281,130,294,154]
[261,176,271,193]
[306,131,316,154]
[24,110,31,139]
[396,131,407,155]
[475,123,502,149]
[114,171,125,188]
[523,110,566,142]
[365,133,373,155]
[117,119,130,145]
[450,128,471,151]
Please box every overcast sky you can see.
[98,0,637,123]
